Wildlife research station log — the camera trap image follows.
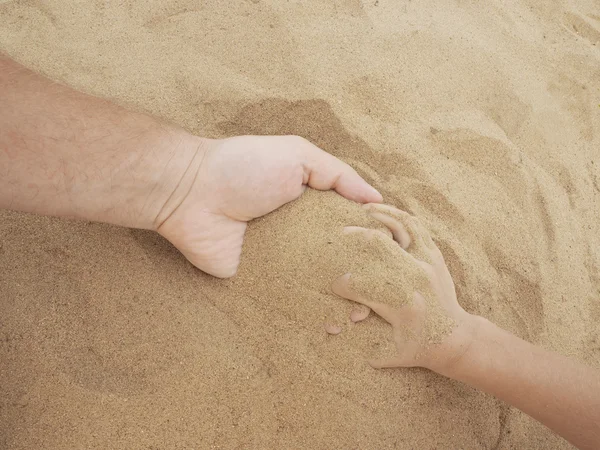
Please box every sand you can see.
[1,0,599,448]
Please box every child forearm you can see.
[440,316,600,450]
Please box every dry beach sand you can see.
[1,0,600,448]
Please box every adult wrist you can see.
[151,133,210,231]
[76,126,207,231]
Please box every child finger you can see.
[367,357,405,369]
[365,204,426,249]
[343,226,393,243]
[411,217,436,250]
[331,273,398,324]
[364,211,412,249]
[342,226,418,266]
[350,306,371,322]
[365,204,433,262]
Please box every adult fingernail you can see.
[369,186,383,202]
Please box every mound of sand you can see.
[1,0,599,448]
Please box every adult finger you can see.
[299,139,383,203]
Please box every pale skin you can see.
[2,55,599,448]
[332,204,600,450]
[0,55,382,277]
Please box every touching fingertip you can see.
[353,180,382,204]
[368,186,384,203]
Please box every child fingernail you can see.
[324,323,343,335]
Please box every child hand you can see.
[332,204,478,373]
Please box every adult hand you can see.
[156,135,382,278]
[1,56,380,278]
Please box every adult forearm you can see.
[0,55,202,229]
[443,316,600,449]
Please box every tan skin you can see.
[333,204,600,450]
[2,55,599,448]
